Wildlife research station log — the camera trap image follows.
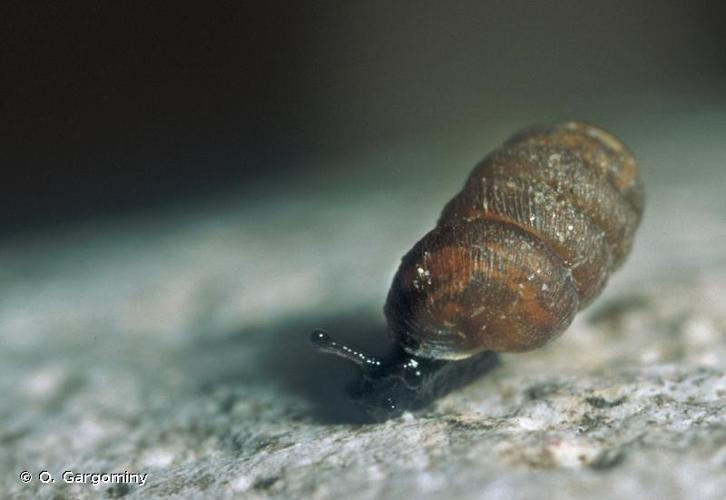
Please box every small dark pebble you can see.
[585,396,627,408]
[253,475,280,491]
[589,448,626,470]
[525,382,561,400]
[106,483,131,498]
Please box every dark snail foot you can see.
[350,348,500,421]
[310,329,500,422]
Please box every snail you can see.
[311,121,644,420]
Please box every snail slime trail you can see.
[311,121,644,421]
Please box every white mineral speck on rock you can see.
[141,449,177,468]
[229,474,253,492]
[514,416,544,431]
[24,364,69,402]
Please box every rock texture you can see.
[3,106,726,499]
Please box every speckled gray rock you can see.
[3,105,726,499]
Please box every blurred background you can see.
[2,0,725,234]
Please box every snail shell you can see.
[384,122,644,359]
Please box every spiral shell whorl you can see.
[384,122,643,359]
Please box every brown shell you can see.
[385,122,644,359]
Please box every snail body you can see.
[312,121,644,420]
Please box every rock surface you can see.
[3,104,726,499]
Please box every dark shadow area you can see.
[187,309,393,425]
[187,308,502,425]
[255,311,391,424]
